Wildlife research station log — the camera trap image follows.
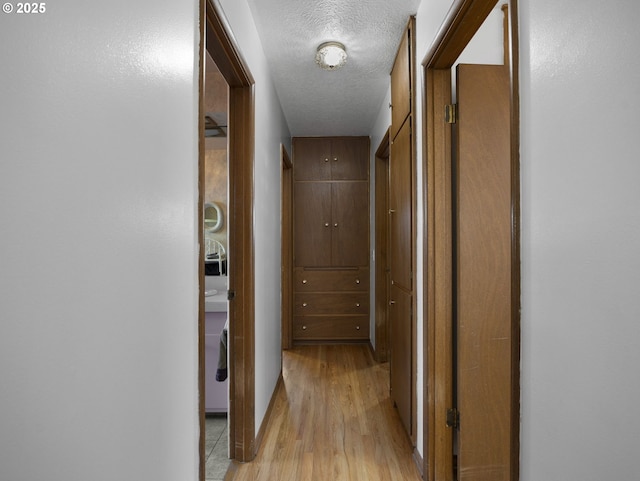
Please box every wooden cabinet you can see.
[294,181,368,267]
[388,19,416,442]
[293,137,368,181]
[292,137,370,342]
[293,267,369,341]
[391,27,411,140]
[389,118,413,290]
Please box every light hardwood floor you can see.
[227,344,422,481]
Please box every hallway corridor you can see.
[228,345,422,480]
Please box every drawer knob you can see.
[302,302,308,307]
[356,303,360,307]
[334,223,338,227]
[333,157,338,162]
[324,158,329,162]
[302,279,307,284]
[355,279,360,284]
[325,222,329,227]
[356,326,360,330]
[302,325,307,330]
[389,300,396,305]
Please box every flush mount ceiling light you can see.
[315,41,347,71]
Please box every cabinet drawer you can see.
[294,268,369,292]
[295,292,369,315]
[293,316,369,340]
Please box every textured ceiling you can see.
[245,0,421,136]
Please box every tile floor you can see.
[205,414,230,481]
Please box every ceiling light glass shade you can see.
[315,42,347,71]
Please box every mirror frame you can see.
[204,202,223,232]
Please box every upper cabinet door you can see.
[294,137,368,181]
[293,137,332,181]
[390,28,411,141]
[330,137,369,180]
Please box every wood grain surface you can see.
[228,345,422,481]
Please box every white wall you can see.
[0,1,201,480]
[520,0,640,479]
[215,0,291,434]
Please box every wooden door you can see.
[454,63,512,481]
[332,182,369,266]
[294,182,331,267]
[388,18,415,444]
[389,117,413,438]
[331,137,369,180]
[389,119,412,290]
[389,284,412,437]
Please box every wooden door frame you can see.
[200,0,256,476]
[421,1,520,480]
[374,129,390,362]
[281,144,293,350]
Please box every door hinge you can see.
[227,290,235,301]
[445,104,457,124]
[446,408,460,429]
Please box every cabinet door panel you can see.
[389,285,412,437]
[294,182,331,267]
[391,30,411,141]
[389,119,412,289]
[456,64,512,481]
[331,137,369,180]
[294,138,331,181]
[332,182,369,266]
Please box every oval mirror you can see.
[204,202,223,232]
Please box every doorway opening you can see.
[422,1,520,479]
[281,145,293,351]
[374,129,390,363]
[199,1,257,479]
[202,45,230,481]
